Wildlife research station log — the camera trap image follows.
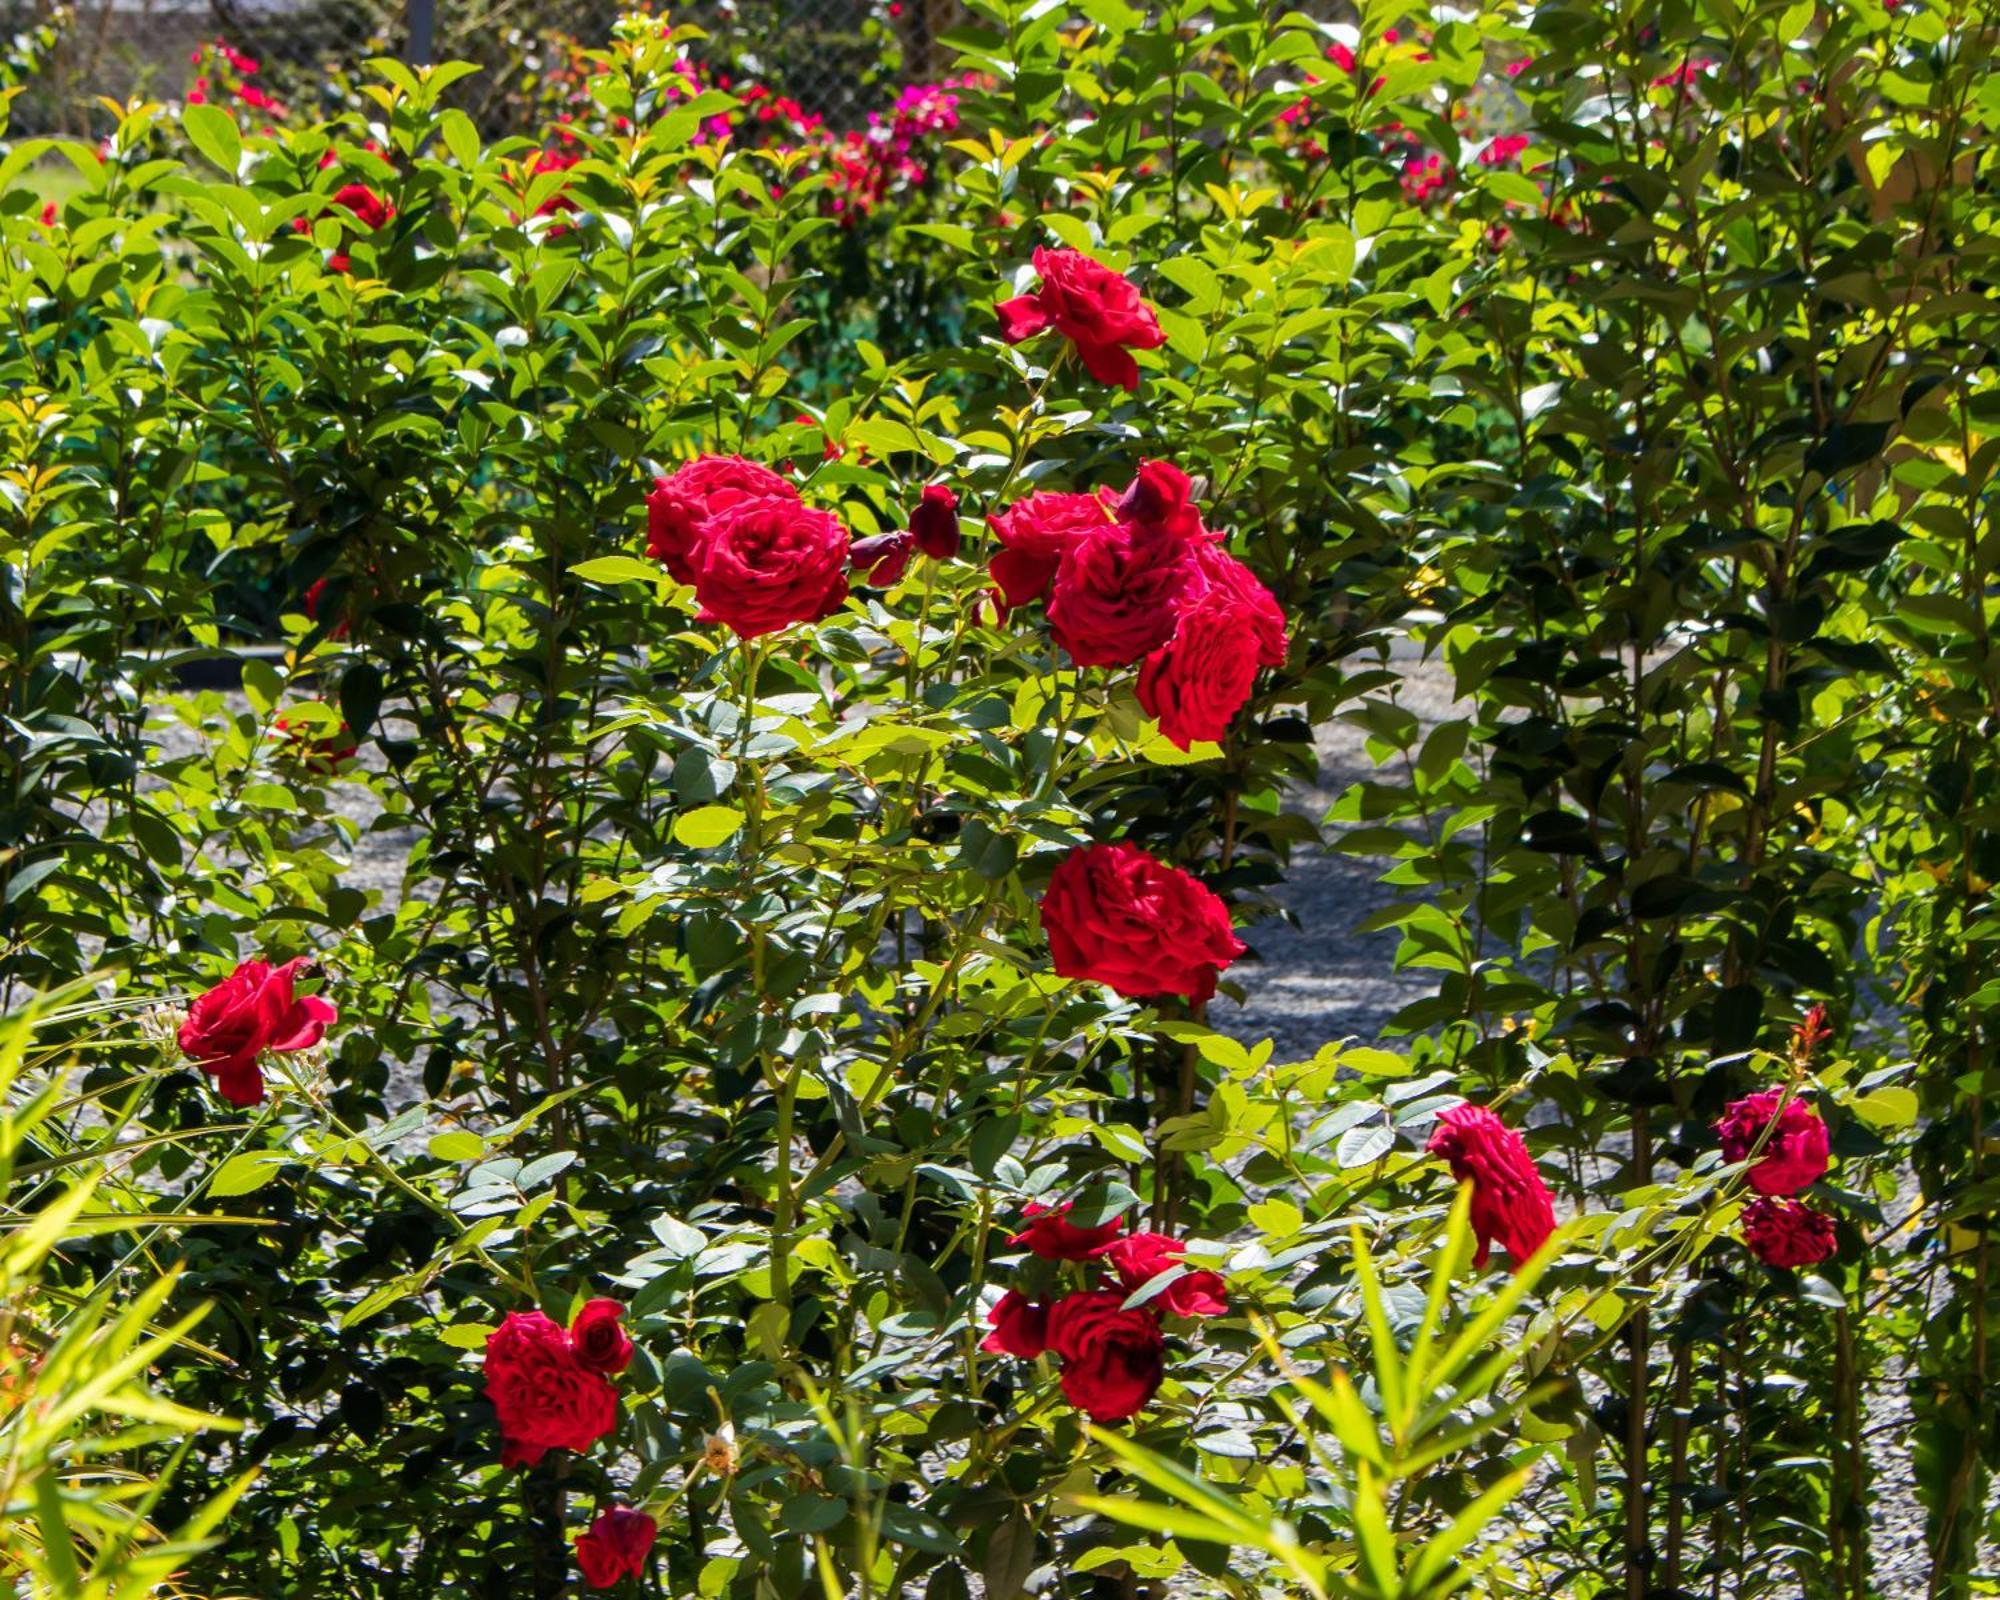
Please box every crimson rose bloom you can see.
[850,530,914,587]
[986,490,1112,611]
[1426,1102,1557,1271]
[1715,1089,1829,1197]
[1741,1197,1838,1269]
[1009,1200,1123,1261]
[178,956,337,1107]
[1106,459,1207,543]
[981,1289,1050,1357]
[1045,1289,1166,1422]
[485,1310,619,1468]
[1138,591,1266,749]
[646,455,797,586]
[575,1507,656,1589]
[1048,519,1198,667]
[1095,1231,1228,1318]
[292,183,394,274]
[691,496,851,639]
[1189,545,1289,669]
[1040,842,1245,1006]
[909,483,961,560]
[570,1299,634,1375]
[996,247,1168,393]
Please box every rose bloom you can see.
[690,496,852,639]
[646,455,797,586]
[996,246,1168,393]
[1095,1231,1228,1318]
[1741,1197,1837,1269]
[485,1310,619,1468]
[850,530,914,587]
[569,1299,633,1375]
[1715,1089,1829,1197]
[909,483,961,560]
[1139,591,1266,749]
[1426,1102,1556,1270]
[1105,459,1208,545]
[178,956,337,1107]
[1188,544,1288,668]
[1045,1289,1166,1422]
[986,490,1112,611]
[575,1506,656,1589]
[291,183,394,274]
[1047,519,1198,667]
[1010,1199,1124,1260]
[1040,841,1245,1006]
[981,1288,1050,1357]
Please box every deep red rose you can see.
[1009,1200,1124,1261]
[1045,1289,1166,1422]
[331,182,394,232]
[645,456,797,586]
[1048,519,1198,667]
[850,531,915,587]
[690,496,852,639]
[301,576,350,640]
[1104,460,1207,544]
[1426,1102,1556,1271]
[995,247,1168,392]
[1187,545,1288,669]
[909,483,961,560]
[1094,1231,1228,1318]
[1040,842,1245,1006]
[570,1298,633,1375]
[1741,1197,1838,1269]
[986,490,1112,611]
[1138,591,1266,749]
[575,1506,656,1589]
[981,1288,1050,1357]
[485,1310,619,1468]
[1715,1089,1829,1197]
[178,956,337,1107]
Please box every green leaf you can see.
[209,1151,285,1197]
[674,805,745,849]
[568,555,661,585]
[429,1131,485,1162]
[183,103,243,174]
[1850,1085,1918,1129]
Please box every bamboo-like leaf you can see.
[1403,1468,1530,1595]
[1349,1225,1407,1437]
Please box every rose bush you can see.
[3,0,1996,1595]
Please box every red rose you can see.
[1187,544,1288,669]
[1715,1090,1828,1197]
[980,1288,1050,1357]
[331,182,394,232]
[484,1310,619,1468]
[575,1506,656,1589]
[1425,1102,1556,1271]
[1138,591,1266,749]
[570,1298,634,1375]
[909,483,961,560]
[850,531,915,587]
[1105,459,1207,544]
[1040,842,1245,1006]
[301,576,350,640]
[646,455,797,586]
[1009,1200,1123,1261]
[1045,1289,1166,1422]
[986,490,1112,611]
[690,496,852,639]
[1094,1231,1228,1318]
[996,247,1167,393]
[1048,519,1197,667]
[178,956,337,1107]
[1740,1197,1838,1269]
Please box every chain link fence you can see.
[3,0,956,137]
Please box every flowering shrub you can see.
[3,0,1998,1595]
